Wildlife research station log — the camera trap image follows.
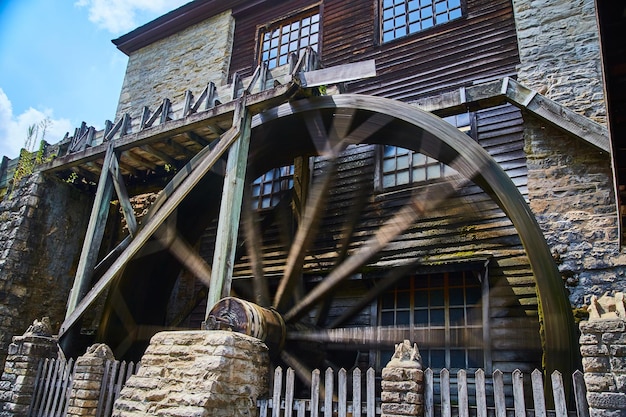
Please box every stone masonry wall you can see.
[0,173,91,369]
[512,0,606,124]
[115,9,235,121]
[523,118,625,306]
[113,330,269,417]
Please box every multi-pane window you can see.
[380,112,473,189]
[381,0,463,43]
[251,166,295,209]
[379,271,485,370]
[260,11,320,69]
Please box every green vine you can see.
[11,118,56,188]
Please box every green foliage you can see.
[12,118,55,187]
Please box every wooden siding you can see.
[230,0,520,101]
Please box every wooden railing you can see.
[258,367,590,417]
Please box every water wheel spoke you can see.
[273,159,338,311]
[242,190,271,307]
[283,179,466,323]
[151,211,212,286]
[286,326,444,349]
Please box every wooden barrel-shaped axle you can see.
[206,297,286,353]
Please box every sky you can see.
[0,0,190,159]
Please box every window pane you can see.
[381,311,395,325]
[414,309,428,325]
[430,349,445,368]
[430,308,444,324]
[449,288,464,305]
[449,307,465,325]
[430,289,444,306]
[396,310,410,324]
[396,170,410,185]
[450,349,466,368]
[382,293,395,309]
[397,291,410,308]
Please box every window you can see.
[378,270,486,370]
[381,0,463,43]
[379,112,473,189]
[260,11,320,69]
[251,165,294,209]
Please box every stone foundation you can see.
[381,341,424,417]
[0,319,59,417]
[579,293,626,416]
[112,330,270,417]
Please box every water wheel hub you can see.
[205,297,286,353]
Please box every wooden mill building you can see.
[0,0,624,394]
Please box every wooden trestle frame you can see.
[40,49,609,383]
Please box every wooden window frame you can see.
[376,266,491,373]
[379,0,465,44]
[258,7,321,69]
[375,112,476,191]
[251,165,295,210]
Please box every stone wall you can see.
[512,0,606,124]
[115,9,235,121]
[113,330,269,417]
[0,173,91,368]
[523,118,625,306]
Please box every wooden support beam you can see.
[109,155,138,236]
[122,149,158,171]
[206,99,252,315]
[166,139,195,159]
[59,124,241,337]
[140,144,178,167]
[184,131,211,148]
[65,141,115,318]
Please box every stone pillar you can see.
[0,318,59,417]
[381,340,424,417]
[66,344,115,417]
[113,330,270,417]
[579,292,626,416]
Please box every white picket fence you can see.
[257,367,590,417]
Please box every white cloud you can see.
[76,0,190,34]
[0,89,73,160]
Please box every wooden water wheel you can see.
[92,94,575,381]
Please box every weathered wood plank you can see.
[493,369,506,417]
[272,367,282,417]
[424,368,434,417]
[109,155,138,236]
[551,371,568,417]
[285,368,295,417]
[512,369,526,417]
[475,369,487,417]
[298,60,377,88]
[572,370,590,417]
[441,368,451,417]
[206,101,252,311]
[531,369,547,417]
[457,370,469,417]
[352,368,361,417]
[311,369,320,417]
[338,368,347,417]
[366,368,375,417]
[324,368,333,417]
[65,141,115,318]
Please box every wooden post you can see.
[66,141,115,318]
[205,99,252,315]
